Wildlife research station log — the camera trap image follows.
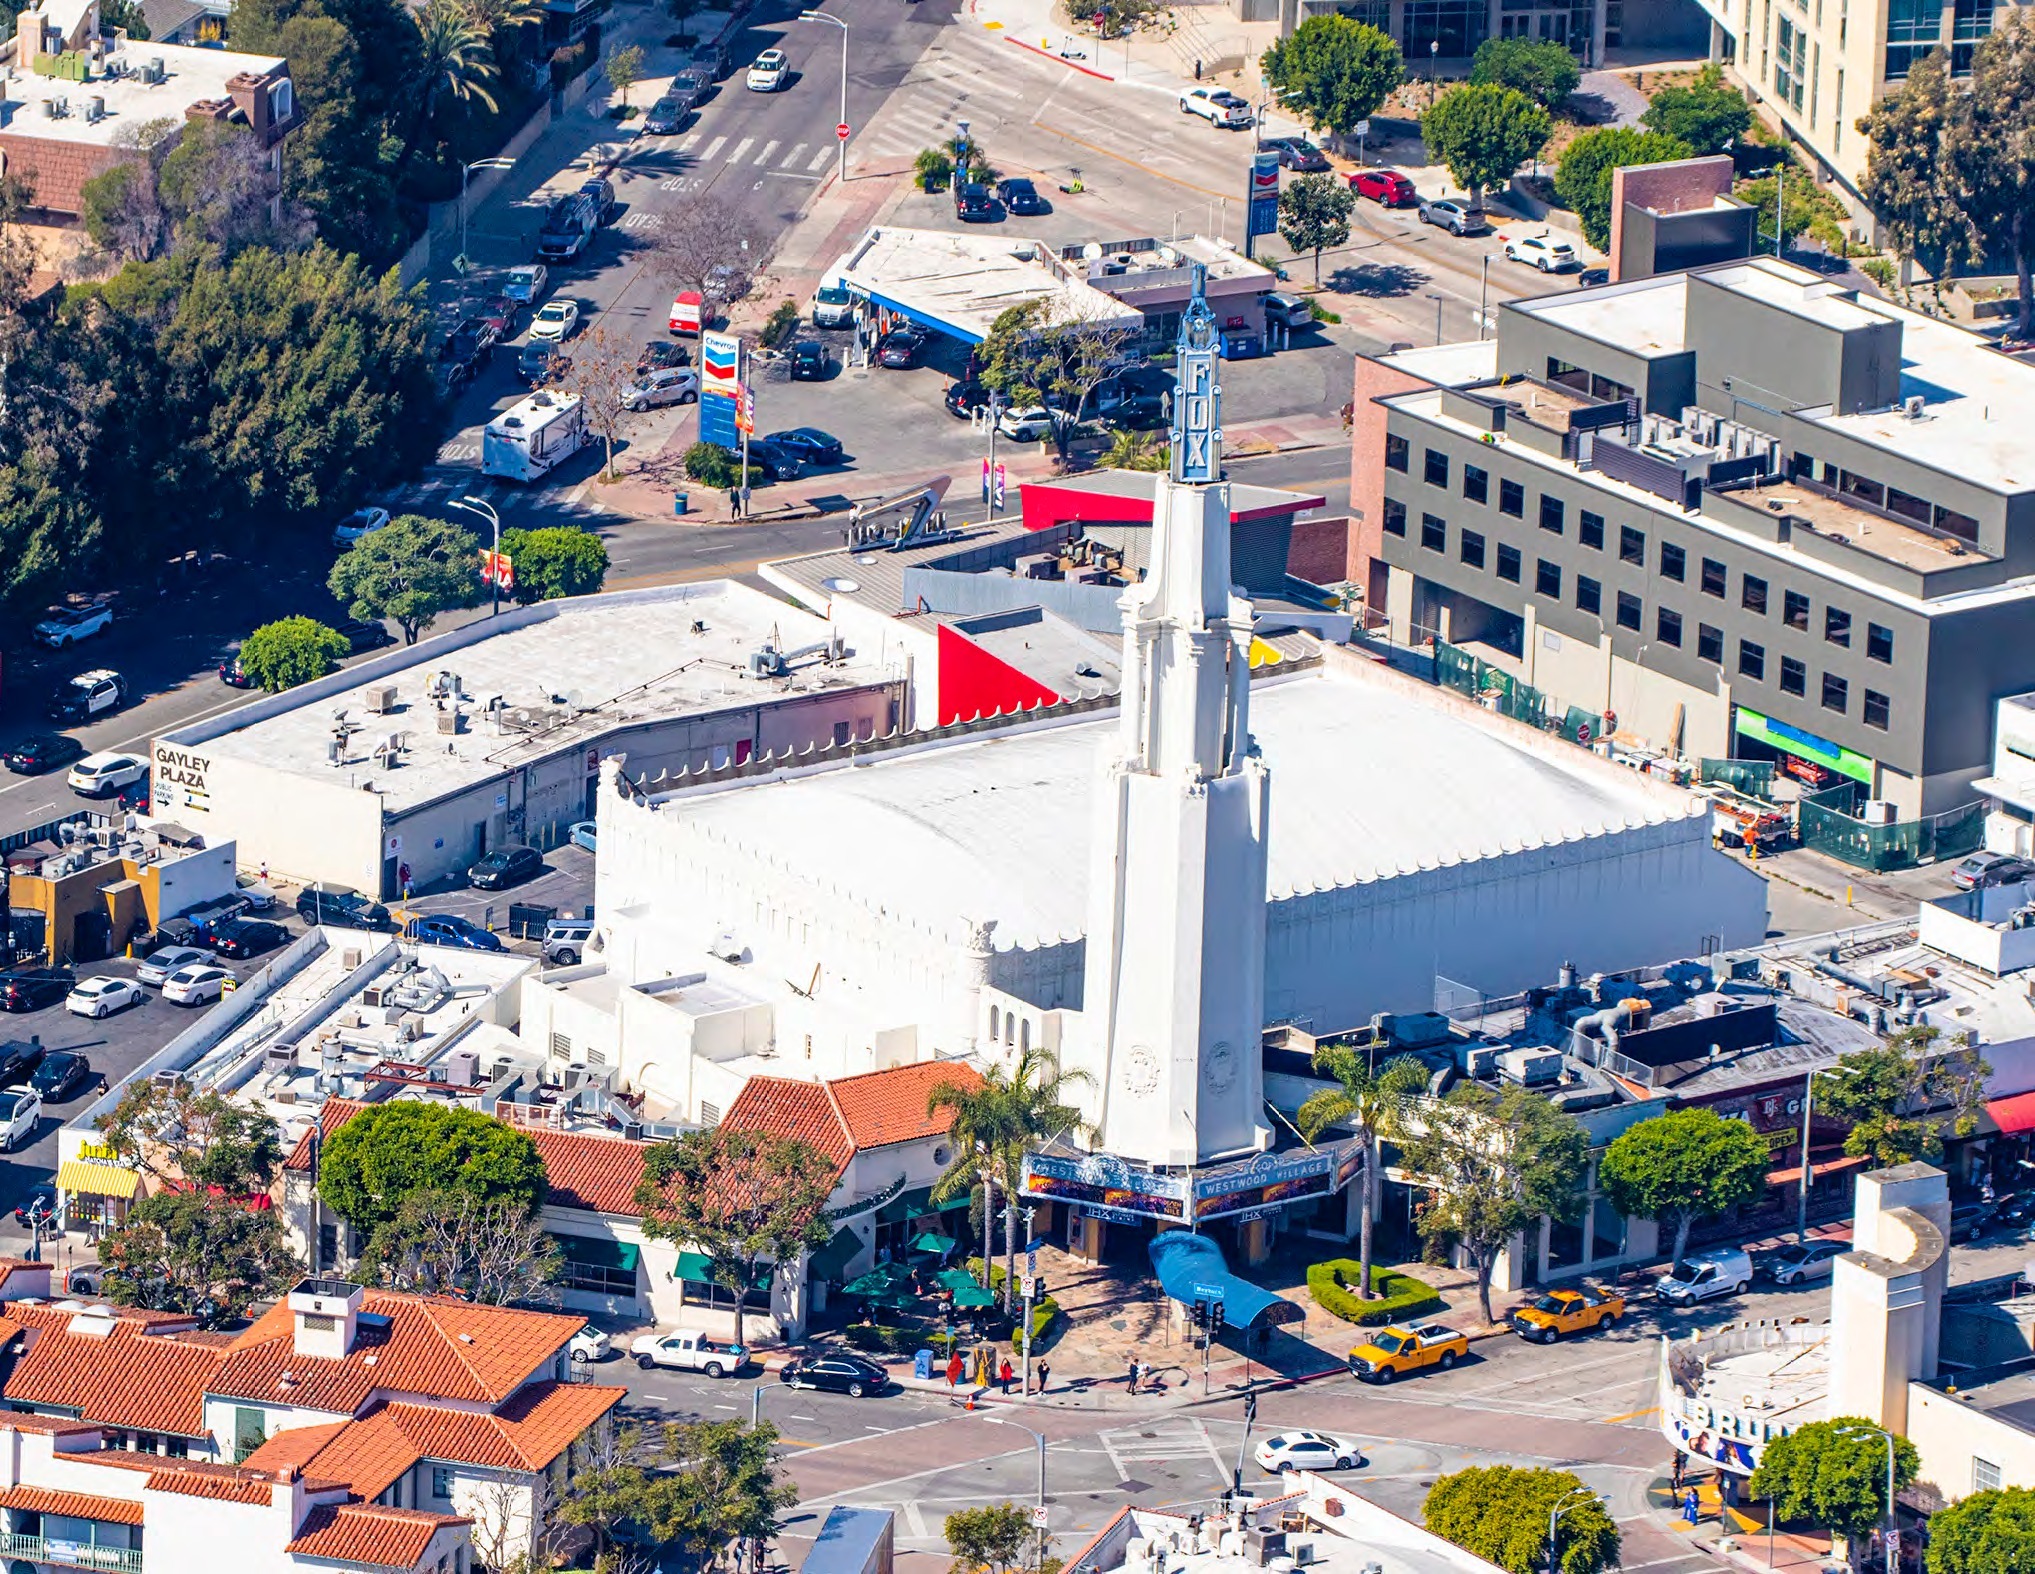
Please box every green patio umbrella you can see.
[936,1267,980,1293]
[951,1285,996,1310]
[841,1269,903,1299]
[908,1231,957,1257]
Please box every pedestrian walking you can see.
[946,1350,965,1390]
[1127,1355,1140,1394]
[1671,1450,1686,1489]
[1036,1359,1051,1395]
[999,1358,1014,1394]
[1681,1488,1699,1526]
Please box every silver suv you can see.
[543,918,595,966]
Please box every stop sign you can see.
[837,122,851,140]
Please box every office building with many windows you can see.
[1251,0,1705,67]
[1350,258,2035,819]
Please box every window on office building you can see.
[1657,607,1683,646]
[1863,689,1890,730]
[1499,479,1525,517]
[1660,542,1686,581]
[1885,0,1940,77]
[1464,464,1488,503]
[1822,672,1849,713]
[1698,623,1724,664]
[1743,574,1768,615]
[1867,622,1894,663]
[1975,1458,2002,1494]
[1385,434,1409,472]
[1620,526,1645,566]
[1461,529,1486,567]
[1536,559,1562,598]
[1579,511,1604,549]
[1784,590,1810,631]
[1776,14,1806,109]
[1701,558,1727,598]
[1826,607,1851,646]
[1424,449,1450,487]
[1422,513,1447,552]
[1383,498,1406,536]
[1739,640,1766,681]
[1540,495,1565,534]
[1616,591,1642,630]
[1780,656,1807,696]
[1497,544,1522,582]
[1577,575,1602,615]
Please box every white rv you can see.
[483,391,588,482]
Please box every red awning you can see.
[1768,1153,1871,1187]
[1988,1092,2035,1136]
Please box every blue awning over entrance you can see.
[1148,1230,1305,1329]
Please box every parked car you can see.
[0,1089,41,1152]
[406,913,505,951]
[0,1037,48,1081]
[1950,1196,2002,1242]
[518,340,570,384]
[34,604,112,648]
[1509,1284,1624,1343]
[569,1325,613,1363]
[138,945,216,987]
[998,177,1049,214]
[1254,1431,1365,1472]
[67,752,148,798]
[219,652,255,688]
[946,379,988,420]
[876,326,930,368]
[1655,1247,1753,1305]
[1504,233,1579,272]
[1259,136,1329,171]
[1579,266,1611,288]
[469,845,543,890]
[162,962,233,1007]
[1418,197,1489,235]
[502,264,548,306]
[543,916,596,966]
[1350,168,1417,206]
[812,283,856,328]
[1757,1240,1847,1285]
[954,182,997,222]
[637,340,691,376]
[567,821,598,853]
[530,300,580,342]
[674,63,716,103]
[788,340,831,381]
[29,1051,92,1102]
[643,94,687,134]
[296,883,392,930]
[745,48,788,91]
[66,976,144,1019]
[1347,1322,1467,1382]
[997,405,1059,443]
[1953,851,2035,890]
[338,618,393,655]
[236,875,279,913]
[763,428,844,466]
[779,1353,887,1397]
[621,367,701,411]
[632,1328,747,1375]
[47,669,126,724]
[334,507,391,547]
[13,1181,56,1227]
[745,442,805,483]
[208,920,287,961]
[3,734,85,776]
[579,177,617,223]
[1263,292,1314,331]
[691,37,732,78]
[1179,87,1252,127]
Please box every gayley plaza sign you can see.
[152,744,212,810]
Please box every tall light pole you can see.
[450,495,502,617]
[1837,1423,1901,1574]
[1798,1062,1862,1243]
[978,1415,1048,1568]
[800,10,850,185]
[458,157,515,272]
[1547,1485,1601,1574]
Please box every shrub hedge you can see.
[1306,1260,1444,1327]
[967,1257,1061,1346]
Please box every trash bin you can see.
[913,1349,934,1381]
[673,490,690,516]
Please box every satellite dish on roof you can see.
[1082,242,1103,260]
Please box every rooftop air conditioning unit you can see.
[1904,395,1927,418]
[1497,1047,1565,1087]
[363,683,398,714]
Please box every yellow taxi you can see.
[1509,1284,1625,1344]
[1346,1321,1468,1383]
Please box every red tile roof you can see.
[211,1289,584,1413]
[2,1303,227,1438]
[145,1470,275,1505]
[523,1127,649,1216]
[240,1420,353,1476]
[0,1485,146,1525]
[286,1503,466,1569]
[723,1062,983,1175]
[723,1080,851,1170]
[282,1098,370,1173]
[0,1410,104,1438]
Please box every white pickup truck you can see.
[630,1329,748,1377]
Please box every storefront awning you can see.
[1148,1229,1304,1328]
[57,1161,139,1200]
[553,1233,642,1273]
[809,1227,863,1281]
[1768,1153,1871,1187]
[877,1186,945,1225]
[1988,1091,2035,1136]
[674,1251,771,1290]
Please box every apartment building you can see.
[1350,257,2035,818]
[1254,0,1706,65]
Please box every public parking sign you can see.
[1247,151,1280,239]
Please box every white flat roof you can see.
[835,227,1143,344]
[1377,340,1498,386]
[165,582,898,814]
[1,35,283,149]
[1510,272,1690,357]
[648,663,1699,949]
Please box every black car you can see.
[745,442,805,484]
[443,320,497,378]
[954,182,998,222]
[14,1181,56,1228]
[115,774,150,815]
[779,1353,887,1397]
[30,1050,92,1102]
[296,882,393,930]
[469,845,543,890]
[4,734,85,776]
[219,653,255,688]
[788,340,830,381]
[997,177,1048,215]
[580,177,617,223]
[637,340,692,376]
[763,427,844,466]
[209,918,288,960]
[946,379,988,420]
[1996,1189,2035,1229]
[339,618,394,655]
[877,326,930,369]
[0,972,69,1015]
[0,1037,47,1082]
[1259,135,1329,171]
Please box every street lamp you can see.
[800,11,850,186]
[449,495,502,617]
[1798,1062,1864,1243]
[1547,1484,1602,1574]
[1427,291,1444,346]
[1836,1423,1901,1574]
[977,1414,1048,1568]
[1428,38,1440,106]
[458,157,516,272]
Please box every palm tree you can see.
[1297,1044,1429,1300]
[928,1071,1019,1301]
[1101,429,1167,471]
[401,0,499,171]
[461,0,543,88]
[997,1048,1093,1311]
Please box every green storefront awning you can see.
[674,1251,772,1290]
[876,1185,937,1225]
[552,1233,642,1273]
[810,1226,863,1281]
[1735,708,1874,785]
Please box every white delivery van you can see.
[482,391,587,482]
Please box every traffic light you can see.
[1188,1299,1207,1331]
[1210,1299,1225,1330]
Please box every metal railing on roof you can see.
[0,1531,143,1574]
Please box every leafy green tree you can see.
[1555,126,1694,250]
[946,1503,1039,1574]
[977,297,1142,458]
[362,1186,562,1305]
[1468,37,1580,110]
[100,0,150,37]
[557,1420,796,1570]
[1639,63,1752,154]
[1422,84,1552,206]
[319,1102,546,1246]
[1927,1486,2035,1574]
[98,1194,302,1319]
[1396,1084,1587,1323]
[1277,172,1355,284]
[1423,1466,1618,1574]
[635,1128,839,1317]
[1598,1107,1773,1274]
[328,513,484,644]
[1298,1045,1428,1299]
[1750,1418,1917,1555]
[237,615,351,691]
[97,1076,285,1196]
[606,42,645,108]
[1813,1024,1992,1166]
[1261,16,1404,139]
[498,525,609,603]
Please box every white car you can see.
[67,752,148,798]
[530,300,580,342]
[0,1089,41,1153]
[161,963,232,1008]
[34,604,112,648]
[236,875,278,913]
[333,507,391,547]
[997,405,1059,442]
[1179,87,1252,127]
[621,366,701,411]
[1254,1431,1367,1473]
[1504,233,1579,272]
[1760,1240,1847,1286]
[569,1325,612,1363]
[66,976,144,1019]
[136,946,217,987]
[745,48,788,91]
[1656,1247,1753,1306]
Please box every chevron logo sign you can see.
[701,331,740,398]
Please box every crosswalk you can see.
[1096,1420,1230,1485]
[645,133,836,185]
[855,35,1035,162]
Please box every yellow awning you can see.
[57,1160,139,1200]
[1248,637,1285,669]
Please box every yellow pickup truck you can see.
[1347,1321,1469,1383]
[1509,1285,1625,1344]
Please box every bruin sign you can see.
[155,746,212,796]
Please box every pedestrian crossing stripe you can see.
[755,139,779,164]
[783,142,807,168]
[727,137,755,163]
[700,135,727,161]
[807,146,832,171]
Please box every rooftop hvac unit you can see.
[1245,1530,1287,1567]
[362,683,398,714]
[148,57,165,81]
[1456,1043,1502,1078]
[1497,1047,1565,1087]
[84,94,103,121]
[445,1048,481,1087]
[1903,395,1927,419]
[1862,799,1897,826]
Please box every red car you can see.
[1350,168,1417,207]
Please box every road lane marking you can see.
[755,139,780,164]
[781,142,807,167]
[678,134,699,153]
[1600,1405,1659,1424]
[714,1403,738,1410]
[701,135,727,160]
[808,146,832,171]
[727,137,754,163]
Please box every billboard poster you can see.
[1022,1152,1186,1220]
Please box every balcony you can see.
[0,1530,144,1573]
